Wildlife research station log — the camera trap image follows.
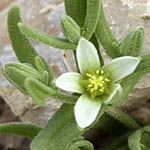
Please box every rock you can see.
[0,96,31,149]
[1,0,150,127]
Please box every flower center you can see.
[83,70,111,98]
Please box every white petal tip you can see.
[74,94,102,129]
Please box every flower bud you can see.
[120,26,144,56]
[3,63,41,93]
[61,15,81,42]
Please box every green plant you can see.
[1,0,150,149]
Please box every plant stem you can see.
[73,50,80,72]
[105,106,141,130]
[51,90,78,104]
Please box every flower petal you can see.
[74,94,102,128]
[56,72,85,93]
[77,38,100,75]
[103,84,122,104]
[103,56,141,82]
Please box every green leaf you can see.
[70,139,94,150]
[96,2,120,58]
[25,77,78,105]
[120,26,144,56]
[128,126,150,150]
[61,15,81,42]
[41,71,49,86]
[30,104,85,150]
[82,0,101,40]
[34,56,46,74]
[7,6,55,88]
[128,130,142,150]
[3,63,41,93]
[36,56,56,88]
[0,122,42,139]
[105,106,141,130]
[7,5,38,66]
[64,0,87,27]
[18,22,77,50]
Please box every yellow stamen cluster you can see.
[86,70,110,95]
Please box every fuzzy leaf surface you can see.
[25,77,77,105]
[120,27,144,56]
[7,6,38,66]
[64,0,87,27]
[128,126,150,150]
[3,63,41,93]
[96,2,120,58]
[82,0,101,40]
[61,15,81,42]
[18,22,77,50]
[0,122,42,139]
[30,104,88,150]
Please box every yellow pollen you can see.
[88,84,93,88]
[96,70,100,74]
[91,75,96,79]
[98,83,104,87]
[101,70,104,74]
[99,76,103,80]
[87,73,92,77]
[105,78,110,82]
[90,89,94,92]
[86,70,111,96]
[99,89,104,92]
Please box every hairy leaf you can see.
[96,2,120,58]
[30,104,85,150]
[34,56,46,74]
[7,6,38,66]
[120,26,144,56]
[70,139,94,150]
[82,0,101,40]
[105,106,141,130]
[3,63,41,93]
[37,56,56,88]
[61,15,81,42]
[8,6,55,87]
[25,77,77,105]
[0,122,42,139]
[128,126,150,150]
[64,0,87,27]
[18,22,77,50]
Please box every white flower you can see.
[56,38,141,129]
